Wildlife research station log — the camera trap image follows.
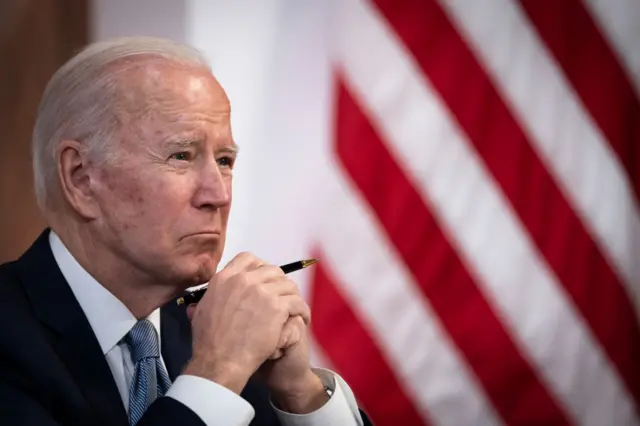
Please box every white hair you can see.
[32,36,211,212]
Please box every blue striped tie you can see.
[126,320,172,425]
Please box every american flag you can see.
[305,1,640,425]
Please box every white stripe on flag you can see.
[308,335,335,372]
[583,0,640,96]
[439,0,640,318]
[317,159,502,426]
[335,0,639,424]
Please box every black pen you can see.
[176,258,318,306]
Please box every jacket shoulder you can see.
[0,260,32,315]
[0,260,53,350]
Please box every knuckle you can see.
[215,269,229,282]
[243,252,265,265]
[236,251,258,266]
[253,282,268,297]
[248,278,268,294]
[231,272,250,289]
[295,294,307,306]
[262,264,282,277]
[286,278,300,292]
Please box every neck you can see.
[51,219,180,319]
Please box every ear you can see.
[57,140,100,220]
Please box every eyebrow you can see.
[218,143,240,155]
[164,139,240,154]
[164,139,198,151]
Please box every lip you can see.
[182,231,221,240]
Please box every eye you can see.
[170,152,192,161]
[217,155,235,168]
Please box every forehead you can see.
[112,57,231,127]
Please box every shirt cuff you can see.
[166,375,255,425]
[272,368,364,426]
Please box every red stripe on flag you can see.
[372,0,640,406]
[519,0,640,203]
[334,78,571,425]
[309,256,429,426]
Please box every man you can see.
[0,36,371,425]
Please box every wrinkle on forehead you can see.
[99,56,233,158]
[108,56,230,126]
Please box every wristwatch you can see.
[315,369,335,398]
[324,385,334,397]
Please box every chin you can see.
[185,256,219,285]
[191,268,216,286]
[160,251,220,289]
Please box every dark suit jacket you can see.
[0,230,371,425]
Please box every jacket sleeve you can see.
[0,382,63,426]
[0,381,211,426]
[137,396,208,426]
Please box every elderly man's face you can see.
[91,60,235,287]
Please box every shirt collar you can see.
[49,231,161,355]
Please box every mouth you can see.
[182,231,221,240]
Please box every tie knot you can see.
[125,320,160,363]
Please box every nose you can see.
[192,160,231,211]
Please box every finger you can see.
[254,276,300,297]
[268,348,284,360]
[220,252,268,276]
[278,316,304,349]
[245,265,285,284]
[278,318,294,348]
[281,295,311,325]
[186,304,197,321]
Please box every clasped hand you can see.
[184,253,326,412]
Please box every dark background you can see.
[0,0,88,262]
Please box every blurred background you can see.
[1,1,639,425]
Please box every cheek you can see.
[100,172,173,230]
[102,184,150,233]
[125,183,189,226]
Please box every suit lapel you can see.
[17,230,129,425]
[160,300,193,381]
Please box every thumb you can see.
[279,316,304,349]
[186,304,197,321]
[267,319,296,360]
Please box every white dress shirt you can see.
[49,232,363,425]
